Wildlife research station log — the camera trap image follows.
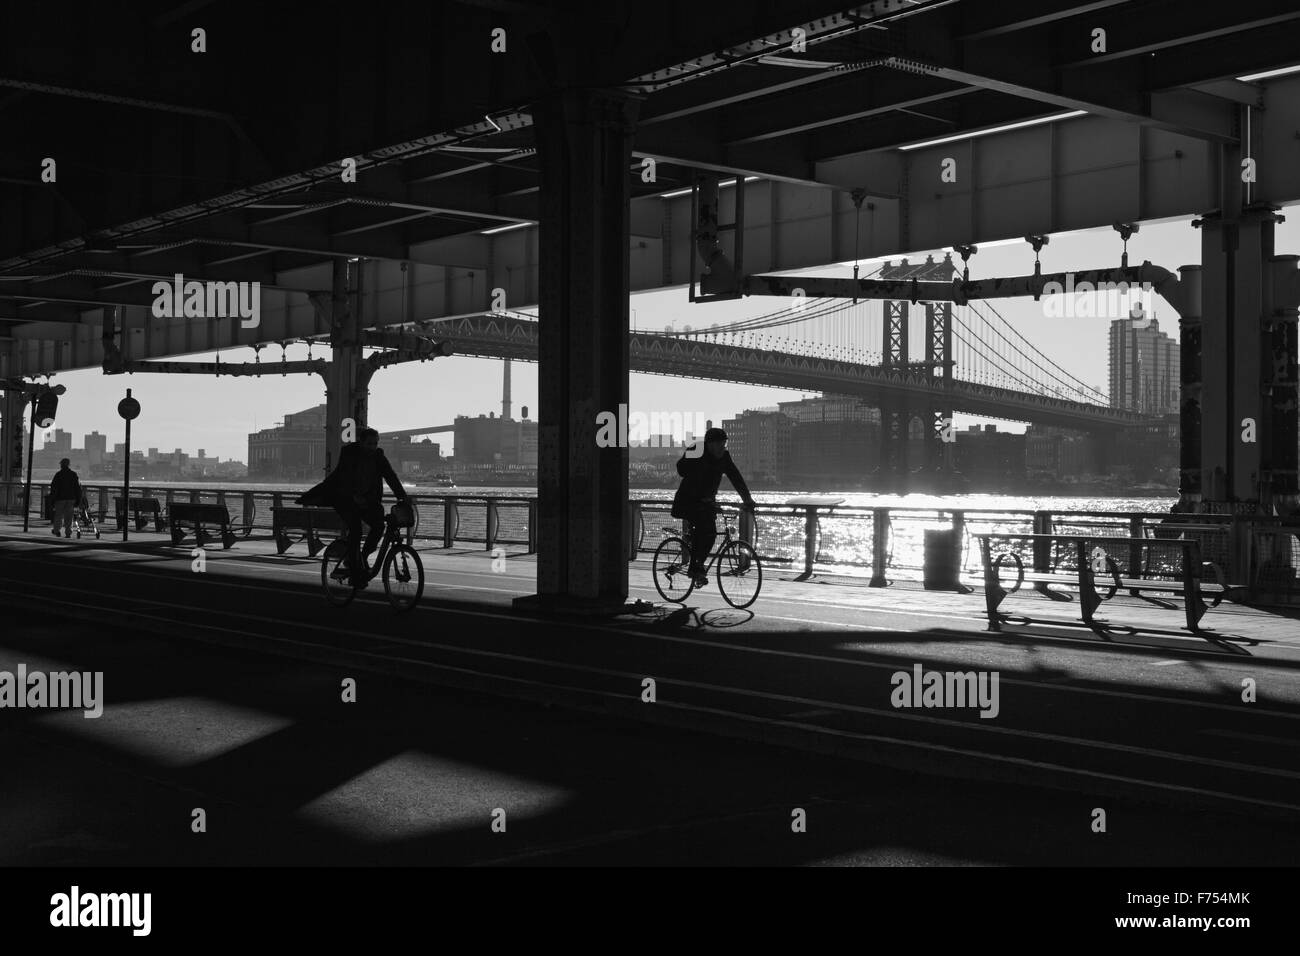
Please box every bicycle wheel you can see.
[382,543,424,612]
[716,540,762,609]
[653,537,695,603]
[322,539,358,608]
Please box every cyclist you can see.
[671,426,757,587]
[299,428,407,587]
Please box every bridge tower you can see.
[877,255,957,491]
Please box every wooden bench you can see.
[114,497,165,532]
[975,533,1236,635]
[169,502,237,549]
[271,506,344,556]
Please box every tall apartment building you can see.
[1109,315,1180,415]
[84,431,107,467]
[723,408,793,481]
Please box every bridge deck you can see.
[3,516,1300,864]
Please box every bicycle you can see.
[652,506,762,609]
[321,500,424,611]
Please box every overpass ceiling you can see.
[2,0,1298,337]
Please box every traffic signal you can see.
[33,384,65,428]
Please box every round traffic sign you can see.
[118,396,141,421]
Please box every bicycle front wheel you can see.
[382,543,424,612]
[716,540,762,609]
[322,539,357,608]
[652,537,695,603]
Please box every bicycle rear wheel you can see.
[382,543,424,611]
[716,540,762,609]
[322,539,358,608]
[652,537,695,603]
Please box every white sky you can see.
[36,210,1300,461]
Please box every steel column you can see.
[0,387,24,512]
[524,87,639,610]
[322,258,367,476]
[1178,265,1204,501]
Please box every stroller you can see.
[72,493,101,540]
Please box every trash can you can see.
[924,528,964,591]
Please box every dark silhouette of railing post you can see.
[443,496,458,549]
[870,508,890,587]
[794,505,818,581]
[527,499,538,554]
[1128,515,1144,578]
[624,502,641,561]
[1032,511,1052,572]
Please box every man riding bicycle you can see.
[671,426,757,588]
[299,427,407,588]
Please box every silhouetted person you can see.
[671,427,756,586]
[299,428,406,587]
[48,458,81,539]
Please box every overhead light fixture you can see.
[898,111,1087,151]
[1237,64,1300,81]
[659,176,760,199]
[757,56,841,69]
[481,222,533,235]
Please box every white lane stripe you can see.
[1154,660,1187,666]
[4,578,1299,784]
[12,589,1300,817]
[0,557,1294,720]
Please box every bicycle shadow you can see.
[624,600,754,630]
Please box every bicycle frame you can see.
[336,516,402,584]
[679,515,739,574]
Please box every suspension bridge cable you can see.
[970,300,1107,402]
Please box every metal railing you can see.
[4,480,1298,603]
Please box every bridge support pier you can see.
[1,388,24,513]
[1192,205,1299,515]
[319,258,369,476]
[516,87,639,613]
